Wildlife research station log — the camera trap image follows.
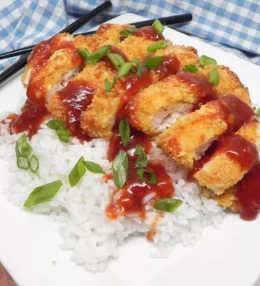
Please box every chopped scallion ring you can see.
[119,118,130,147]
[185,64,199,73]
[17,156,30,170]
[69,157,86,187]
[46,119,71,143]
[132,58,142,77]
[144,56,164,69]
[29,155,39,173]
[147,40,167,52]
[137,169,157,184]
[107,53,125,70]
[256,108,260,119]
[117,62,134,78]
[86,45,112,65]
[199,55,217,67]
[83,161,105,174]
[119,26,137,38]
[112,150,129,189]
[78,48,91,62]
[152,19,164,34]
[134,145,147,168]
[209,67,220,86]
[154,198,183,212]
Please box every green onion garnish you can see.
[120,26,137,38]
[87,45,112,64]
[117,62,134,78]
[15,134,39,173]
[209,67,220,85]
[119,118,130,147]
[78,48,91,62]
[112,150,129,189]
[69,157,86,187]
[256,108,260,119]
[147,40,167,52]
[137,169,157,184]
[132,58,142,77]
[144,56,164,69]
[185,64,199,73]
[134,145,147,168]
[29,155,39,173]
[46,119,71,143]
[152,19,164,34]
[199,55,217,67]
[105,78,116,92]
[154,198,183,212]
[83,161,105,174]
[23,180,63,208]
[107,53,125,70]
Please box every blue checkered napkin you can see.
[0,0,260,72]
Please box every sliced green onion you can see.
[56,128,71,143]
[23,180,62,208]
[17,156,30,170]
[209,67,220,86]
[152,19,164,34]
[256,108,260,119]
[132,58,142,77]
[119,118,130,147]
[144,56,164,69]
[134,145,147,168]
[78,48,91,62]
[147,40,167,52]
[137,169,157,184]
[154,198,183,212]
[119,26,137,38]
[200,55,217,67]
[83,161,105,174]
[16,134,32,158]
[107,53,125,70]
[87,45,111,64]
[117,62,134,78]
[185,64,199,73]
[69,157,86,187]
[112,150,129,189]
[46,119,64,130]
[105,78,116,92]
[29,155,39,173]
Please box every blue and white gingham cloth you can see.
[0,0,260,71]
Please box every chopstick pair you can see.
[0,9,192,86]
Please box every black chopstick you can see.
[0,12,191,87]
[0,1,112,86]
[0,14,192,60]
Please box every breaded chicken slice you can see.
[200,65,251,105]
[194,119,260,194]
[74,24,130,53]
[48,61,117,134]
[22,33,75,87]
[155,42,200,68]
[129,73,215,136]
[158,95,254,169]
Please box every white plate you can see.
[1,13,260,286]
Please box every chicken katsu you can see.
[9,21,260,221]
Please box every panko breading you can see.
[129,73,214,136]
[194,121,260,194]
[200,65,251,105]
[74,24,130,53]
[158,95,254,169]
[155,43,200,68]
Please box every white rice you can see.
[0,121,225,272]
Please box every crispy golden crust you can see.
[74,24,129,53]
[48,61,117,125]
[194,120,260,194]
[213,187,237,208]
[22,33,74,87]
[158,100,228,169]
[200,65,251,105]
[156,43,199,68]
[129,73,212,136]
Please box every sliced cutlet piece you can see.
[200,65,251,105]
[155,42,200,69]
[194,118,259,195]
[128,73,215,136]
[48,60,117,136]
[74,24,130,53]
[24,25,128,106]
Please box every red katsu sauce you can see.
[55,79,94,141]
[134,26,165,41]
[188,134,258,181]
[0,113,18,135]
[235,162,260,220]
[109,46,129,62]
[106,130,174,219]
[146,212,163,241]
[11,100,50,138]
